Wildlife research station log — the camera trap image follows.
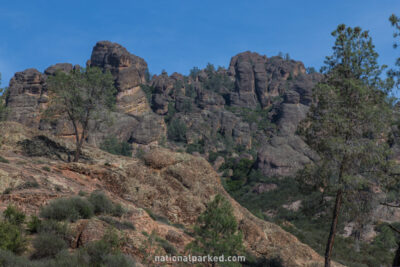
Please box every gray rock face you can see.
[284,90,300,104]
[44,63,74,76]
[89,41,148,92]
[195,87,225,109]
[150,72,186,115]
[228,52,323,109]
[89,41,151,116]
[256,94,318,177]
[228,52,324,177]
[256,135,318,177]
[176,108,252,150]
[85,112,166,146]
[228,52,309,108]
[6,69,46,128]
[129,113,166,144]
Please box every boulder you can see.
[256,135,318,177]
[44,63,74,76]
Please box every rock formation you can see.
[6,69,47,129]
[89,41,150,116]
[227,52,311,108]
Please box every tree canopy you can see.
[46,67,116,162]
[298,24,396,267]
[186,194,244,267]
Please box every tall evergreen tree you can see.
[389,14,400,89]
[298,24,395,267]
[186,194,244,267]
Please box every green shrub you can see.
[155,237,177,255]
[208,151,227,164]
[164,102,176,123]
[40,196,94,222]
[3,206,25,226]
[84,228,122,266]
[15,180,40,190]
[306,67,317,74]
[2,187,12,195]
[140,84,155,105]
[0,222,27,254]
[88,191,114,214]
[112,203,125,217]
[102,254,137,267]
[167,118,187,142]
[144,209,170,225]
[99,216,135,231]
[44,250,86,267]
[180,98,192,113]
[78,190,87,196]
[27,216,42,234]
[186,139,205,154]
[187,194,244,266]
[42,166,51,172]
[100,137,132,157]
[38,220,69,239]
[0,249,31,267]
[32,233,68,259]
[88,191,124,216]
[0,156,9,163]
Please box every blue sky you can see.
[0,0,399,86]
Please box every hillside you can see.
[0,121,340,266]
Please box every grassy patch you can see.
[0,155,9,163]
[99,216,135,231]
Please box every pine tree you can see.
[298,24,395,267]
[186,194,244,267]
[389,14,400,89]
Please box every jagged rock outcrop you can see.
[89,41,147,91]
[228,51,320,109]
[89,41,150,116]
[195,86,225,109]
[129,112,166,145]
[5,69,47,128]
[228,51,268,108]
[44,63,76,76]
[5,43,167,146]
[151,71,186,115]
[256,88,319,177]
[173,108,253,150]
